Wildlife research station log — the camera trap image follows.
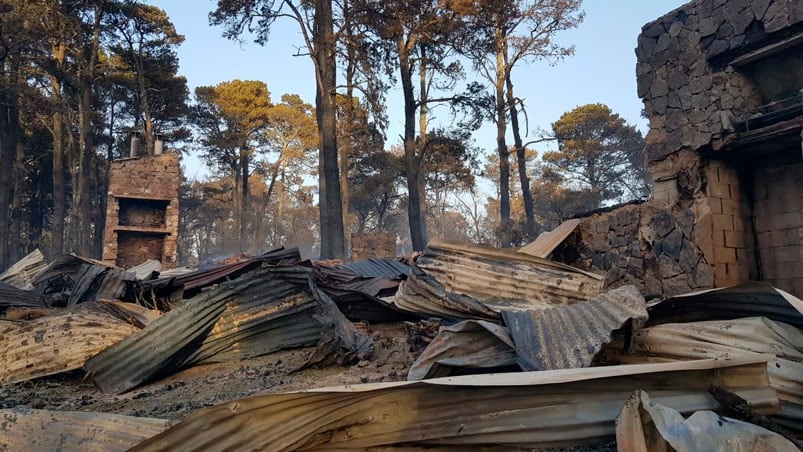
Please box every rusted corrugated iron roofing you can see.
[407,320,516,380]
[338,258,411,279]
[502,285,648,371]
[0,280,49,309]
[0,406,173,452]
[131,358,775,451]
[86,266,372,394]
[393,269,501,320]
[0,302,141,385]
[136,247,302,304]
[647,282,803,328]
[416,239,604,310]
[0,249,47,290]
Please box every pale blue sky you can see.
[147,1,687,181]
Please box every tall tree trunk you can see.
[77,83,94,256]
[75,5,103,257]
[505,73,537,239]
[399,36,426,251]
[138,67,155,155]
[314,0,345,259]
[9,139,26,262]
[232,163,242,248]
[0,61,20,268]
[495,24,511,247]
[52,108,66,255]
[240,148,249,246]
[50,41,68,255]
[340,0,354,257]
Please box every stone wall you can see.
[351,232,397,260]
[636,0,801,162]
[565,0,801,297]
[558,190,714,299]
[102,153,180,269]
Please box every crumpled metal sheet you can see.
[502,285,648,371]
[407,320,517,380]
[393,269,501,320]
[312,261,415,323]
[338,258,411,279]
[85,266,373,394]
[0,249,47,290]
[616,390,798,452]
[599,316,803,435]
[647,282,803,328]
[0,406,174,452]
[0,302,141,384]
[0,280,49,309]
[130,358,777,451]
[32,255,134,306]
[415,240,604,311]
[134,247,302,308]
[128,259,162,280]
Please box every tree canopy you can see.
[544,103,648,208]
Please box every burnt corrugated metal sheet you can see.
[393,269,501,320]
[134,247,302,307]
[416,240,604,310]
[0,249,47,290]
[131,358,776,451]
[518,218,581,258]
[338,258,411,279]
[407,320,516,380]
[647,282,803,328]
[129,259,162,280]
[0,406,173,452]
[312,262,416,323]
[189,277,322,364]
[502,285,648,371]
[31,255,133,306]
[0,280,49,309]
[84,274,253,394]
[86,266,372,394]
[0,302,141,384]
[599,317,803,432]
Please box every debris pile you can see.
[1,241,802,451]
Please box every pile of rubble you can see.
[0,240,801,451]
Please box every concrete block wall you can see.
[704,160,756,286]
[753,161,803,295]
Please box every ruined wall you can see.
[561,181,714,299]
[753,158,803,295]
[351,232,397,260]
[637,0,801,161]
[102,153,180,269]
[558,0,800,297]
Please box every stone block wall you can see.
[575,0,803,297]
[637,0,801,162]
[560,199,714,299]
[351,232,397,260]
[102,153,180,269]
